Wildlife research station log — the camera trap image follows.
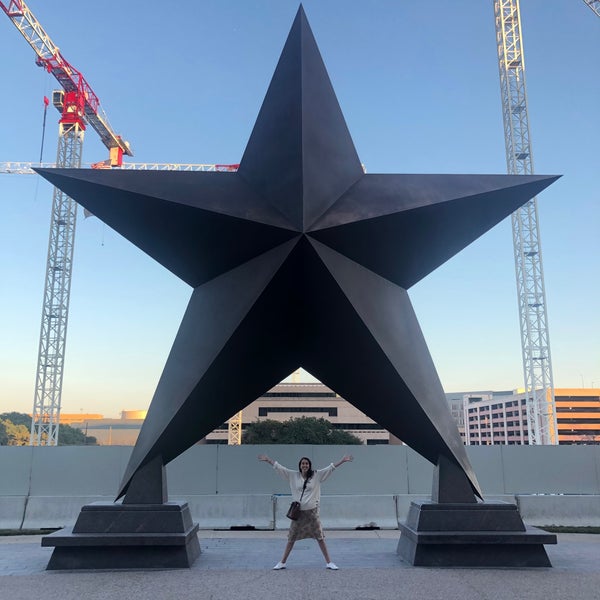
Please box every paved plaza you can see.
[0,530,599,600]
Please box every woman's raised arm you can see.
[333,455,353,468]
[258,454,275,466]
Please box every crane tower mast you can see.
[494,0,557,445]
[1,0,132,445]
[31,103,83,446]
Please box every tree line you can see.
[0,413,361,446]
[242,416,362,444]
[0,412,97,446]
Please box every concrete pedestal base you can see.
[42,501,200,570]
[397,501,556,567]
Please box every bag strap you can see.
[299,477,308,502]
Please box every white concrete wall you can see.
[1,444,599,529]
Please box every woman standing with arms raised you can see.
[258,453,353,570]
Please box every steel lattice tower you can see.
[30,113,84,445]
[2,0,132,445]
[582,0,600,17]
[227,412,243,445]
[494,0,558,445]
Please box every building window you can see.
[262,392,337,398]
[258,406,338,417]
[334,423,385,431]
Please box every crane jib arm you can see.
[1,0,132,156]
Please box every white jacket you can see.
[273,461,336,510]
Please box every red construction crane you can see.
[1,0,132,446]
[1,0,132,163]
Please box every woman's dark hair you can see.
[298,456,314,479]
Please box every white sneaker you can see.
[273,562,286,570]
[326,562,339,570]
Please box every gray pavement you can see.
[0,530,598,600]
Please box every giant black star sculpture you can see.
[38,7,556,503]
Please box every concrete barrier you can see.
[2,445,600,529]
[15,493,600,531]
[21,496,114,529]
[273,495,399,530]
[0,446,32,496]
[320,495,399,529]
[396,495,430,523]
[175,494,274,530]
[0,497,26,530]
[516,494,600,527]
[502,445,600,494]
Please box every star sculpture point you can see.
[37,7,558,501]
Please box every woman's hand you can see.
[258,454,274,465]
[333,454,353,468]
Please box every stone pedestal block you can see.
[397,501,556,567]
[42,501,200,570]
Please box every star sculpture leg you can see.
[37,6,559,509]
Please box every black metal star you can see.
[38,7,557,501]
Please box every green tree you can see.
[0,413,96,445]
[58,424,97,446]
[243,416,361,445]
[0,412,31,428]
[0,412,31,445]
[0,418,29,445]
[242,419,284,444]
[0,421,8,445]
[328,428,364,444]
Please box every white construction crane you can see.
[0,162,238,174]
[1,0,136,446]
[494,0,558,444]
[1,160,244,445]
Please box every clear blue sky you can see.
[1,1,598,418]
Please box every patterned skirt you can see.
[288,507,324,542]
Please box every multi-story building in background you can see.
[464,388,600,445]
[444,393,467,440]
[553,389,600,444]
[59,413,103,425]
[66,383,395,446]
[463,392,529,445]
[203,381,393,445]
[66,386,600,446]
[65,410,147,446]
[444,390,515,442]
